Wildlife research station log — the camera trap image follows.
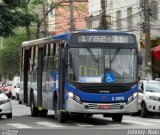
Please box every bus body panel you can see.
[65,97,138,114]
[21,30,140,121]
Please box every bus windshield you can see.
[67,48,137,83]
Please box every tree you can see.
[0,29,28,79]
[36,0,65,39]
[18,0,43,40]
[0,0,22,37]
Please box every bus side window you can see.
[33,46,38,70]
[48,43,54,70]
[52,42,59,70]
[29,47,33,71]
[43,45,48,70]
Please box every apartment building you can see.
[47,0,88,35]
[88,0,160,79]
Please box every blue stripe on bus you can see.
[65,82,138,103]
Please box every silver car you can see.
[0,90,12,118]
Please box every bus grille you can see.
[80,86,129,94]
[86,103,124,110]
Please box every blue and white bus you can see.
[21,30,141,123]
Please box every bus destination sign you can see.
[78,35,134,43]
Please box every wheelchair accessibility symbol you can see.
[105,73,115,83]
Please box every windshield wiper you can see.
[86,48,99,63]
[110,48,120,63]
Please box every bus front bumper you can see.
[65,97,138,114]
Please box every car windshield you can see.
[146,82,160,92]
[67,48,137,83]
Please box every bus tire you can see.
[141,102,148,118]
[86,114,93,117]
[54,98,67,123]
[40,109,48,117]
[6,113,12,119]
[30,93,39,117]
[58,111,67,123]
[112,114,123,122]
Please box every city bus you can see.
[21,30,142,123]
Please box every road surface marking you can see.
[124,120,155,125]
[6,123,32,129]
[147,119,160,123]
[35,121,63,128]
[75,123,94,127]
[13,114,23,116]
[111,124,123,127]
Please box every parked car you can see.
[0,90,12,119]
[11,76,20,100]
[138,80,160,118]
[12,83,20,100]
[18,88,23,104]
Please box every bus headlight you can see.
[127,92,137,104]
[68,92,81,104]
[68,91,74,98]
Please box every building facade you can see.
[47,0,88,35]
[88,0,160,79]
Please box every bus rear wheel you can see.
[30,93,39,117]
[112,114,123,122]
[40,109,48,117]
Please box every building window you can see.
[116,10,121,30]
[127,7,132,30]
[150,1,158,20]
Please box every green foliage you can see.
[20,12,37,26]
[0,5,19,37]
[3,0,22,8]
[0,29,27,79]
[31,0,43,5]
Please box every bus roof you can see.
[22,29,134,48]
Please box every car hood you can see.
[0,93,8,100]
[145,92,160,97]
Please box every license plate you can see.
[98,104,111,109]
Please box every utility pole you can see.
[70,0,76,31]
[99,0,107,30]
[143,0,152,79]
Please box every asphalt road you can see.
[0,100,160,135]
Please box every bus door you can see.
[23,49,29,105]
[58,41,66,111]
[37,47,43,110]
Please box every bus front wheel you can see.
[54,99,67,123]
[141,102,148,118]
[58,111,67,123]
[112,114,123,122]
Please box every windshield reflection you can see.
[146,82,160,93]
[67,48,137,83]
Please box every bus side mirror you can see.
[138,88,143,93]
[138,52,142,65]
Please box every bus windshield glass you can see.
[67,48,137,83]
